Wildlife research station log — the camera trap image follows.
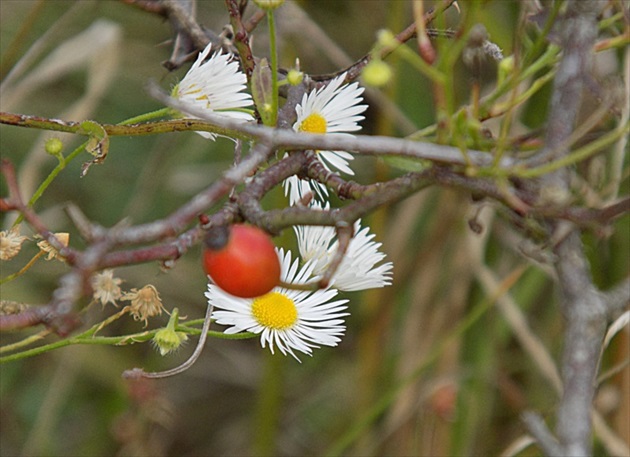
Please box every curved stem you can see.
[122,302,214,379]
[0,251,44,284]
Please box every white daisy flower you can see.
[205,248,349,361]
[284,73,367,204]
[294,208,393,292]
[173,43,253,139]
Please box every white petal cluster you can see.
[174,44,253,139]
[284,73,367,204]
[294,209,392,292]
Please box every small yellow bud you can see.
[253,0,284,10]
[361,59,393,87]
[377,29,398,48]
[287,69,304,86]
[45,138,63,156]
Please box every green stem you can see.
[118,107,172,125]
[0,251,44,284]
[4,106,250,226]
[176,324,257,340]
[514,123,629,179]
[479,44,561,117]
[252,350,283,455]
[267,9,279,126]
[0,328,50,354]
[13,141,87,226]
[0,319,257,363]
[0,113,253,141]
[392,44,445,85]
[11,108,169,225]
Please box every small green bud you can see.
[253,0,284,10]
[497,55,514,87]
[361,59,392,87]
[287,69,304,86]
[377,29,398,48]
[45,137,64,156]
[153,327,188,356]
[152,308,188,356]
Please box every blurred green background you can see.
[1,1,628,456]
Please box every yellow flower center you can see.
[299,113,327,134]
[252,292,298,330]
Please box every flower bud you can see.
[253,0,284,10]
[45,137,63,157]
[377,29,398,48]
[361,59,392,87]
[287,69,304,86]
[152,308,188,356]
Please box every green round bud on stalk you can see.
[376,29,398,48]
[287,69,304,86]
[253,0,284,10]
[361,59,393,88]
[152,308,188,356]
[45,137,64,156]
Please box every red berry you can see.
[203,224,281,298]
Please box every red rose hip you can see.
[203,224,281,298]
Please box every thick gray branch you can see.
[522,2,610,456]
[147,82,513,169]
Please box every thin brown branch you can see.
[318,222,353,289]
[119,0,166,15]
[0,307,50,332]
[225,0,256,80]
[243,8,266,33]
[162,0,218,51]
[1,160,78,263]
